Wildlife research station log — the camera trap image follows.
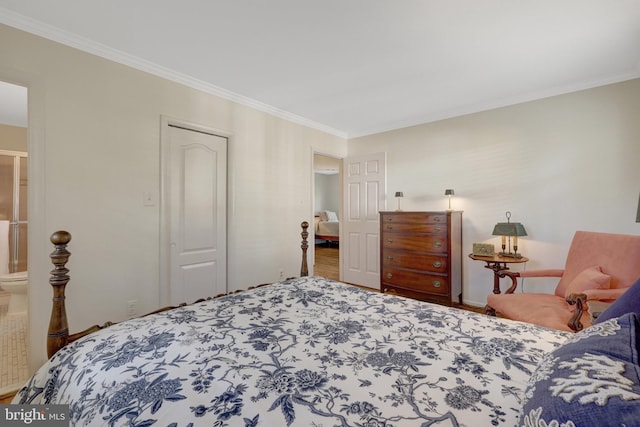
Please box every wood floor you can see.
[313,243,339,281]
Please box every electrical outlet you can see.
[127,300,138,319]
[279,269,284,279]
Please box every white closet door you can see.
[165,124,227,305]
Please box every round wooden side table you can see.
[469,253,529,294]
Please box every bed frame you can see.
[46,221,310,358]
[314,215,339,243]
[315,233,339,242]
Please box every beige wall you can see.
[0,124,27,152]
[349,79,640,306]
[0,23,347,370]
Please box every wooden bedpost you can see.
[47,230,72,358]
[301,221,309,276]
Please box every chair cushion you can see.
[486,293,591,332]
[564,265,610,298]
[519,312,640,426]
[594,276,640,324]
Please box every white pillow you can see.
[326,211,338,221]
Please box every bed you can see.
[12,223,640,426]
[315,211,339,242]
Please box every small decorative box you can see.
[472,243,495,256]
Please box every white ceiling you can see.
[1,1,639,137]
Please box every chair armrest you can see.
[498,269,565,294]
[518,269,565,278]
[581,287,629,302]
[566,293,587,332]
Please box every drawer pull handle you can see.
[434,217,441,222]
[386,225,393,230]
[433,261,442,268]
[434,227,441,232]
[387,255,394,260]
[387,238,393,243]
[433,241,442,248]
[433,280,442,288]
[386,273,393,279]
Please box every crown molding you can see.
[0,8,348,139]
[350,71,640,139]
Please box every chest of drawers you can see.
[380,211,462,305]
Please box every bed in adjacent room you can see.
[12,224,640,426]
[315,210,339,242]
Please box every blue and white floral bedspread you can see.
[15,276,571,426]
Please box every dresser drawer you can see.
[382,234,447,252]
[382,250,448,273]
[381,212,447,224]
[381,222,447,234]
[381,285,450,305]
[382,268,449,295]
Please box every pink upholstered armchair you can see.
[486,231,640,332]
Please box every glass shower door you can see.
[0,151,27,273]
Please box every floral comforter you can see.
[15,276,570,426]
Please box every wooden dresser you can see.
[380,211,462,306]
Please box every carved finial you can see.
[51,230,72,246]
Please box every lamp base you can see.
[498,251,523,259]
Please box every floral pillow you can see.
[519,312,640,426]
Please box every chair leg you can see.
[485,305,496,316]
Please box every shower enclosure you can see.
[0,150,27,273]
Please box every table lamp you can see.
[444,189,454,211]
[492,211,527,258]
[395,192,403,211]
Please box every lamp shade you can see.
[492,222,527,237]
[395,192,404,197]
[444,189,454,196]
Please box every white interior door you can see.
[342,152,386,287]
[164,123,227,305]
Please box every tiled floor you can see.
[0,294,29,396]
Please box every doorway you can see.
[0,80,28,396]
[313,153,341,281]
